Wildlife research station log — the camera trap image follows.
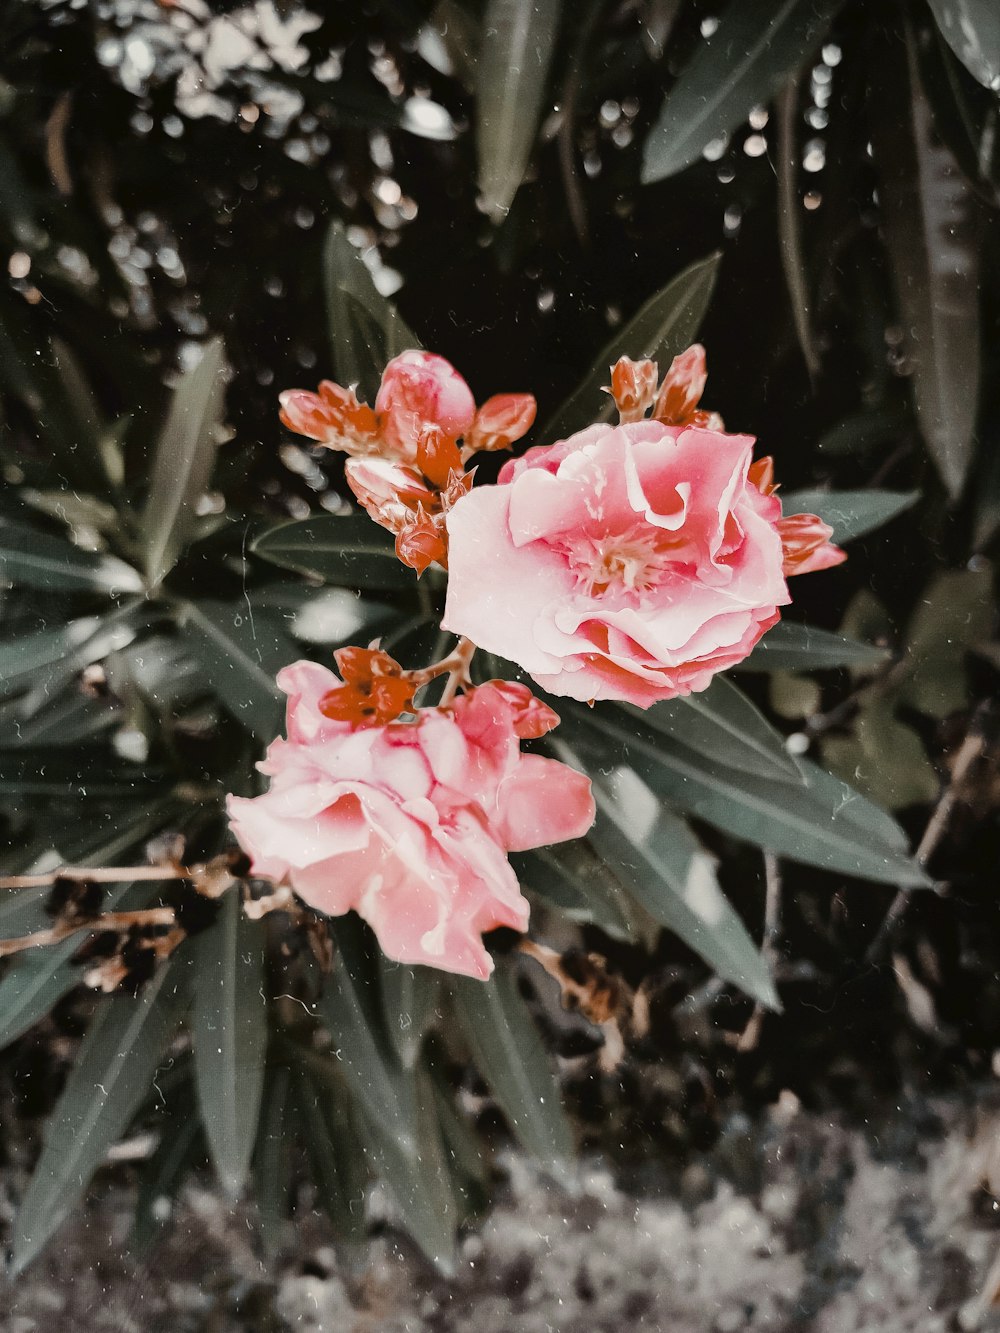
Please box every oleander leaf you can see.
[738,620,891,672]
[252,513,416,591]
[542,252,720,441]
[780,489,919,543]
[191,886,268,1197]
[476,0,562,221]
[10,958,188,1275]
[641,0,843,182]
[143,337,227,588]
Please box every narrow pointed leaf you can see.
[564,708,925,887]
[926,0,1000,91]
[561,751,778,1007]
[253,1064,293,1255]
[619,674,802,783]
[143,336,227,587]
[737,620,891,671]
[780,489,918,542]
[379,959,441,1070]
[131,1089,203,1256]
[476,0,562,221]
[10,959,188,1275]
[251,513,417,591]
[192,887,267,1197]
[512,842,643,941]
[0,519,142,595]
[323,222,419,402]
[292,1064,368,1239]
[176,598,292,739]
[641,0,843,182]
[451,965,572,1168]
[0,880,160,1050]
[872,24,982,497]
[317,954,457,1267]
[542,252,720,441]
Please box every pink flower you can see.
[442,419,793,707]
[375,350,477,458]
[227,662,595,979]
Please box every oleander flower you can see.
[226,661,595,979]
[443,415,835,707]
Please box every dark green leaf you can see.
[10,958,188,1275]
[512,842,644,941]
[780,489,919,542]
[926,0,1000,91]
[451,965,572,1168]
[131,1086,204,1256]
[253,1064,293,1255]
[192,887,268,1197]
[379,959,441,1069]
[641,0,843,182]
[0,880,160,1050]
[292,1064,368,1239]
[252,513,417,591]
[323,222,419,402]
[0,518,142,595]
[816,408,910,456]
[143,337,227,588]
[476,0,562,221]
[619,674,802,783]
[564,709,926,887]
[0,748,168,798]
[871,24,982,498]
[176,599,292,739]
[0,611,138,699]
[568,753,778,1007]
[899,565,993,717]
[0,690,119,750]
[737,620,891,672]
[317,953,457,1267]
[541,253,720,441]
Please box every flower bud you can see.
[608,357,658,423]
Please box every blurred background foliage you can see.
[0,0,998,1277]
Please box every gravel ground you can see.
[4,1089,1000,1332]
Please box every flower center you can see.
[564,528,669,596]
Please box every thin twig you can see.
[0,865,189,891]
[0,907,176,959]
[867,705,989,961]
[736,852,783,1052]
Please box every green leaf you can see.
[50,338,124,495]
[292,1064,368,1239]
[251,513,417,591]
[323,222,419,402]
[574,756,778,1008]
[0,749,168,799]
[10,958,188,1275]
[0,690,118,750]
[131,1085,203,1256]
[899,565,993,717]
[192,887,267,1197]
[317,945,457,1267]
[737,620,891,672]
[379,959,441,1070]
[0,519,142,595]
[0,613,137,699]
[816,408,910,456]
[450,965,572,1168]
[780,489,919,543]
[564,709,926,887]
[253,1063,293,1256]
[0,880,160,1050]
[176,599,292,739]
[142,337,227,588]
[619,675,802,783]
[641,0,843,182]
[541,253,720,441]
[512,842,644,942]
[871,23,982,498]
[822,701,940,811]
[476,0,562,221]
[926,0,1000,91]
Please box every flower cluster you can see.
[229,340,845,977]
[280,349,536,574]
[444,349,844,706]
[227,662,594,979]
